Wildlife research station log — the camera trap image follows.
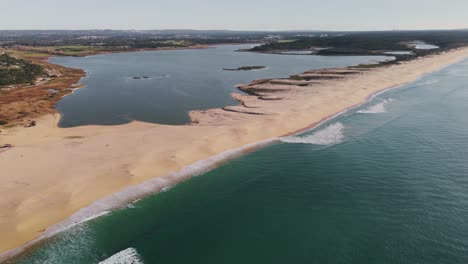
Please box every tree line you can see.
[0,53,44,86]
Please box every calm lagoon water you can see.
[384,51,414,55]
[10,57,468,263]
[50,44,388,127]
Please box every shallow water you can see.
[384,51,414,55]
[11,60,468,264]
[410,41,439,50]
[50,45,388,127]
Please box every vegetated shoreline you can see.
[55,43,242,57]
[1,47,468,263]
[0,53,86,127]
[0,43,243,127]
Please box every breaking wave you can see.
[357,99,392,114]
[77,211,110,224]
[161,186,173,192]
[99,248,143,264]
[280,123,345,145]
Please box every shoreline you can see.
[1,47,468,263]
[0,74,442,263]
[0,96,364,263]
[0,137,279,263]
[0,54,86,127]
[0,43,247,127]
[58,43,249,58]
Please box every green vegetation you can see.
[290,75,305,80]
[277,39,296,43]
[155,40,191,46]
[52,45,104,56]
[250,31,468,57]
[0,30,262,55]
[14,45,108,56]
[0,53,44,86]
[3,30,468,59]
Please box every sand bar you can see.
[1,47,468,261]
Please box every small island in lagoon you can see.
[132,74,168,80]
[222,66,266,71]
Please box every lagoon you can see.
[50,45,388,127]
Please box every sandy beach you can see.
[1,47,468,261]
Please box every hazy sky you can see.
[1,0,468,31]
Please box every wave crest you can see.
[357,99,392,114]
[280,122,345,145]
[99,248,143,264]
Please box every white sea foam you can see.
[41,211,111,237]
[280,123,345,145]
[78,211,110,224]
[99,248,143,264]
[357,99,392,114]
[161,186,173,192]
[24,225,97,264]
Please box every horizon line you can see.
[1,28,468,32]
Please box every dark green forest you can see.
[250,31,468,55]
[0,53,43,86]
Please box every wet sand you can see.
[1,47,468,262]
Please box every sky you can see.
[1,0,468,31]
